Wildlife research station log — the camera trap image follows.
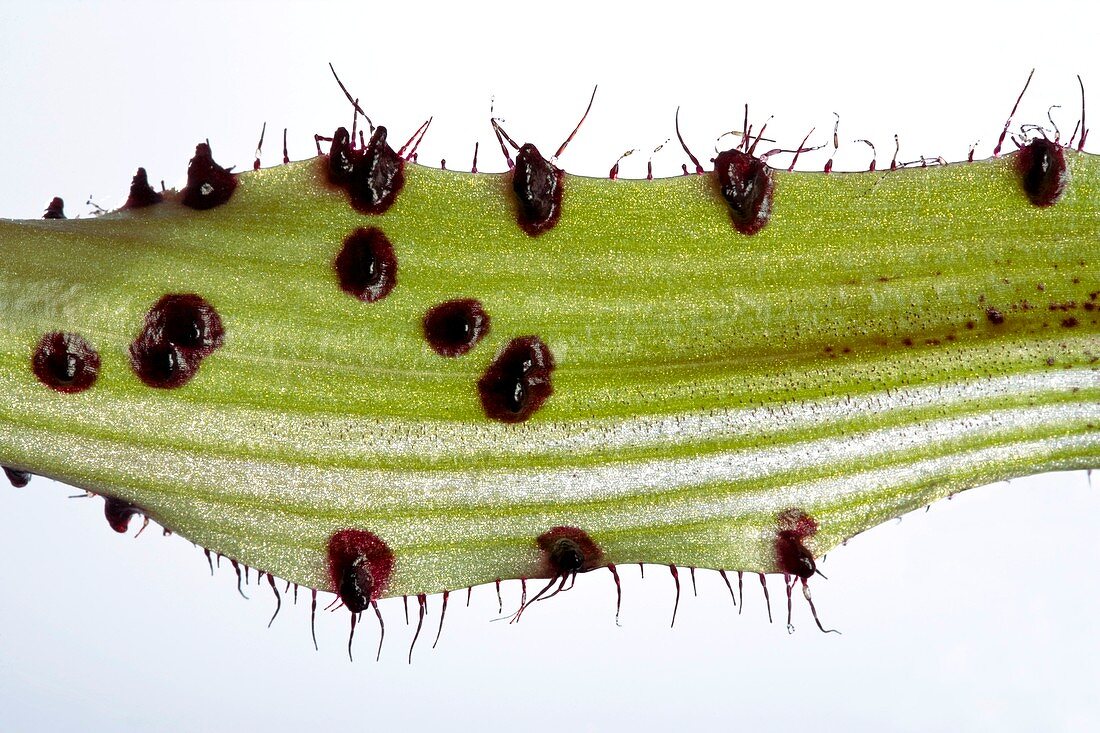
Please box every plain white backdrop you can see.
[0,1,1097,731]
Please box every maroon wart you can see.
[3,467,31,488]
[491,87,597,236]
[1016,138,1068,207]
[422,298,490,357]
[334,227,398,303]
[104,496,143,533]
[43,197,65,219]
[124,167,163,209]
[537,526,604,576]
[774,509,819,579]
[181,143,237,210]
[129,294,225,389]
[325,125,406,215]
[477,336,555,423]
[327,528,395,613]
[714,148,774,235]
[511,144,564,236]
[32,331,100,393]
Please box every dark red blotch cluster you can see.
[129,294,225,389]
[477,336,555,423]
[326,126,405,215]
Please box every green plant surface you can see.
[0,149,1096,596]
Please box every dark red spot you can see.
[129,336,195,389]
[325,126,406,215]
[510,526,604,623]
[477,336,555,423]
[334,227,397,302]
[714,148,774,235]
[775,509,818,579]
[422,299,490,357]
[32,332,100,393]
[3,467,31,488]
[1016,139,1067,207]
[104,496,141,533]
[327,529,394,614]
[347,127,405,215]
[181,143,237,210]
[1062,316,1079,328]
[124,167,163,209]
[986,307,1005,325]
[130,294,224,389]
[326,127,356,186]
[142,294,225,356]
[512,144,563,236]
[43,197,65,219]
[537,526,603,575]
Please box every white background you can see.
[0,1,1097,730]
